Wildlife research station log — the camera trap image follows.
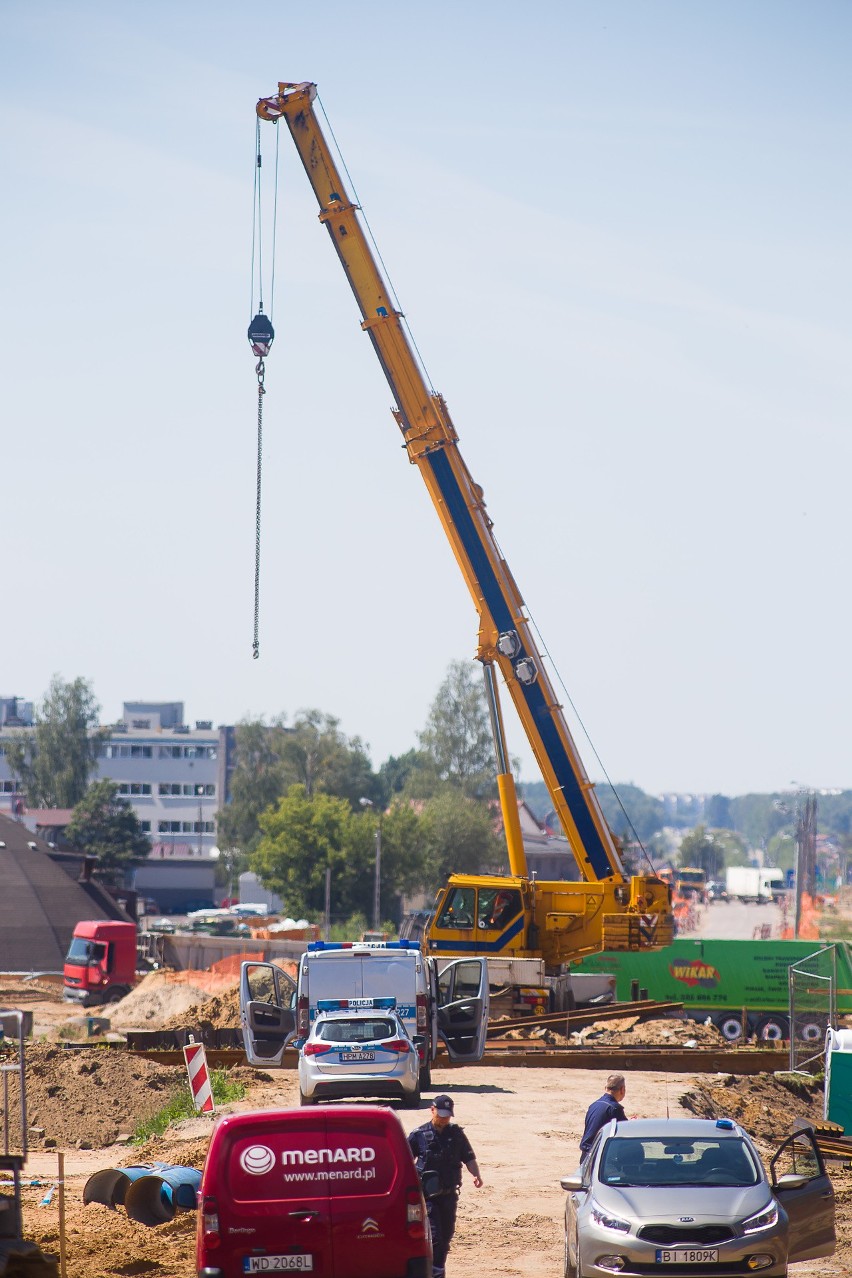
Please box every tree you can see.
[6,675,105,808]
[216,718,288,857]
[417,660,495,797]
[377,749,430,804]
[217,711,379,858]
[678,825,746,880]
[278,710,376,804]
[418,789,502,886]
[250,785,433,924]
[251,785,355,919]
[64,779,150,885]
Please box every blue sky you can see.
[2,2,850,797]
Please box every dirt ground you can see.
[2,975,851,1277]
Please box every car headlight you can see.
[589,1199,631,1234]
[742,1202,779,1234]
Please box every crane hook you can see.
[248,310,275,358]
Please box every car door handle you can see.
[289,1210,320,1220]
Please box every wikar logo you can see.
[240,1144,276,1175]
[669,960,720,989]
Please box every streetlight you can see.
[360,798,383,932]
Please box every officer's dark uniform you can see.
[408,1115,476,1278]
[580,1091,627,1158]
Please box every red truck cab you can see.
[63,919,138,1006]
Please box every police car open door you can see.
[436,957,489,1061]
[239,960,297,1067]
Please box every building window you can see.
[157,821,182,833]
[131,719,151,729]
[158,745,182,759]
[158,783,183,796]
[118,783,152,797]
[140,821,151,832]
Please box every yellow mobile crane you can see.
[257,82,673,968]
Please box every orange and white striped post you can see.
[183,1038,214,1114]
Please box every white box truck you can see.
[240,940,489,1088]
[725,866,786,903]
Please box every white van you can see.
[240,940,489,1087]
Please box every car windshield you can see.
[600,1137,759,1187]
[316,1018,398,1043]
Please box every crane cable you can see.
[247,116,280,659]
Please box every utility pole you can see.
[793,790,817,937]
[373,818,382,932]
[324,867,331,941]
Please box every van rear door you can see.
[240,961,297,1067]
[436,957,489,1061]
[325,1106,428,1278]
[216,1108,334,1275]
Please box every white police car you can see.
[298,998,421,1107]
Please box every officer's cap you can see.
[433,1094,454,1116]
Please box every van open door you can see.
[239,960,297,1067]
[436,957,489,1062]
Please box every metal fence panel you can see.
[789,944,836,1074]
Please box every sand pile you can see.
[107,970,237,1028]
[503,1015,725,1048]
[681,1071,824,1146]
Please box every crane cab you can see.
[426,876,532,957]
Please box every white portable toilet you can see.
[824,1028,852,1132]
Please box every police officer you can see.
[408,1094,482,1278]
[579,1072,627,1159]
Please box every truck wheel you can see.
[798,1020,824,1043]
[105,986,130,1003]
[714,1013,746,1042]
[756,1014,789,1042]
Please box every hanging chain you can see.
[248,114,280,660]
[252,357,265,659]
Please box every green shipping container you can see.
[573,938,852,1034]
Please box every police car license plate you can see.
[656,1249,718,1264]
[244,1256,313,1272]
[339,1051,375,1062]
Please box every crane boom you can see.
[258,82,673,964]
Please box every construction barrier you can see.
[183,1040,214,1113]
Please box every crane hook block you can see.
[248,311,275,357]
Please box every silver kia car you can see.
[560,1117,835,1278]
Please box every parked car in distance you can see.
[298,998,421,1107]
[705,880,729,903]
[560,1117,835,1278]
[196,1103,431,1278]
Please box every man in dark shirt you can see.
[580,1073,627,1159]
[408,1094,482,1278]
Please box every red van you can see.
[196,1105,431,1278]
